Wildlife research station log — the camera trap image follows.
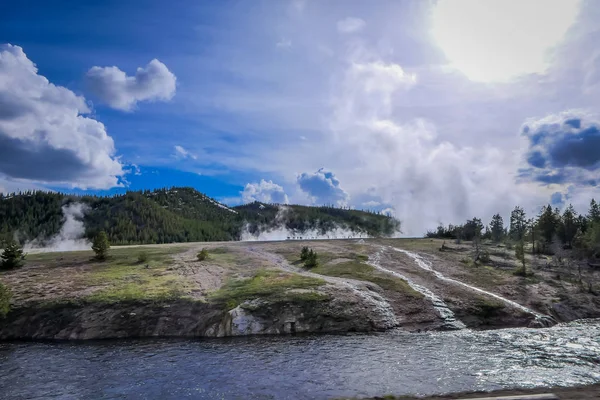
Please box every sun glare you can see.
[431,0,580,83]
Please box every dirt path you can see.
[171,246,227,300]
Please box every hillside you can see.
[0,188,400,245]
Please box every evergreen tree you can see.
[588,199,600,224]
[558,204,578,248]
[92,231,110,260]
[515,241,526,273]
[509,206,527,242]
[463,217,484,241]
[537,205,558,246]
[489,214,504,242]
[300,246,309,261]
[303,249,318,269]
[0,241,25,270]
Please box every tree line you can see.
[426,199,600,260]
[0,188,400,246]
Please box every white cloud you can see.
[174,145,197,160]
[325,41,551,235]
[363,200,381,207]
[0,44,124,189]
[297,168,349,206]
[242,179,289,204]
[337,17,366,34]
[276,38,292,49]
[86,59,176,111]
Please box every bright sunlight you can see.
[432,0,581,82]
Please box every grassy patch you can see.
[84,248,192,302]
[0,281,11,317]
[312,260,422,298]
[209,269,327,309]
[18,246,191,304]
[88,248,187,301]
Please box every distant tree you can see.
[588,199,600,224]
[197,248,209,261]
[0,282,11,318]
[581,221,600,258]
[92,231,110,260]
[482,226,492,241]
[489,214,504,243]
[463,217,484,241]
[509,206,527,242]
[0,241,25,270]
[537,205,558,249]
[557,204,578,248]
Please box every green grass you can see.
[312,260,422,298]
[0,281,11,317]
[209,269,328,309]
[83,247,190,302]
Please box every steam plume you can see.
[25,203,91,253]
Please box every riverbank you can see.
[1,239,598,340]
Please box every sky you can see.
[1,0,600,235]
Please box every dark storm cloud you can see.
[520,112,600,187]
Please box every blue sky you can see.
[1,0,600,234]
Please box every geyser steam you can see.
[25,203,91,253]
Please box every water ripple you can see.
[1,320,599,399]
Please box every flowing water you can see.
[369,248,466,329]
[391,247,555,325]
[1,320,599,400]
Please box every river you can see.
[1,319,599,400]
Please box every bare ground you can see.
[2,238,598,328]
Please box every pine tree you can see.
[509,206,527,242]
[558,204,578,248]
[304,249,318,269]
[300,246,309,261]
[0,241,25,270]
[588,199,600,224]
[92,231,110,260]
[537,205,558,246]
[489,214,504,243]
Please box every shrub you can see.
[300,246,309,261]
[513,267,534,277]
[197,248,209,261]
[0,241,25,270]
[303,249,318,269]
[0,282,11,318]
[137,252,149,263]
[479,250,490,264]
[92,231,110,260]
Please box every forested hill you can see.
[0,187,399,245]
